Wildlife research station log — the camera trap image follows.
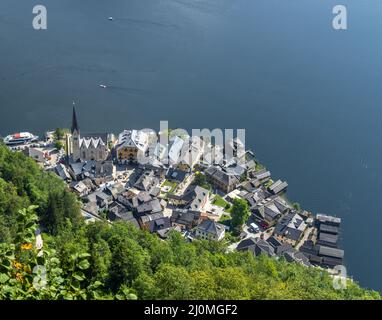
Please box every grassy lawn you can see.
[212,195,229,208]
[265,179,274,188]
[161,180,178,194]
[219,214,231,225]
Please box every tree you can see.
[292,202,302,211]
[41,190,82,235]
[132,272,158,299]
[230,198,250,234]
[193,172,211,190]
[0,206,106,300]
[109,239,150,290]
[88,240,112,282]
[153,264,193,299]
[53,128,67,141]
[189,270,217,299]
[213,267,251,299]
[54,141,64,150]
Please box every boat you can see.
[108,17,114,21]
[99,84,107,88]
[3,132,39,146]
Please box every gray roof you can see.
[134,170,159,192]
[318,232,339,245]
[275,243,294,255]
[157,226,181,239]
[205,166,240,187]
[318,246,344,259]
[254,200,283,223]
[82,160,113,177]
[82,202,100,216]
[274,213,306,241]
[70,162,85,176]
[55,164,71,180]
[249,238,275,257]
[196,219,225,238]
[237,237,257,251]
[171,209,199,226]
[316,214,341,225]
[166,167,189,182]
[79,133,108,149]
[95,191,112,201]
[319,224,340,235]
[253,170,271,181]
[266,236,283,248]
[137,191,152,203]
[140,212,164,224]
[81,133,108,144]
[189,186,209,212]
[321,257,343,268]
[268,180,288,194]
[137,198,162,214]
[282,249,311,266]
[106,183,125,198]
[148,217,172,233]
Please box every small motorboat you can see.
[108,17,114,21]
[99,84,107,88]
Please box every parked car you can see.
[260,221,269,229]
[249,223,260,233]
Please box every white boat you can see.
[108,17,114,21]
[3,132,39,146]
[99,84,107,88]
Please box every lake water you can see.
[1,0,382,291]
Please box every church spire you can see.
[71,102,79,134]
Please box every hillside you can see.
[0,144,380,300]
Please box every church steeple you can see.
[71,103,79,134]
[70,102,81,162]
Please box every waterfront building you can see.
[116,129,149,163]
[68,107,109,162]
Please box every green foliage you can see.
[293,202,302,211]
[230,198,250,234]
[0,206,105,300]
[53,128,68,141]
[1,206,380,300]
[161,180,178,195]
[54,141,64,150]
[0,143,380,300]
[193,172,211,191]
[41,190,82,235]
[212,195,229,208]
[0,144,82,236]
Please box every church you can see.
[67,107,109,162]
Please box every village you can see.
[4,107,345,273]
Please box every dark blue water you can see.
[1,0,381,291]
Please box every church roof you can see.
[79,136,106,149]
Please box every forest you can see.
[0,143,380,300]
